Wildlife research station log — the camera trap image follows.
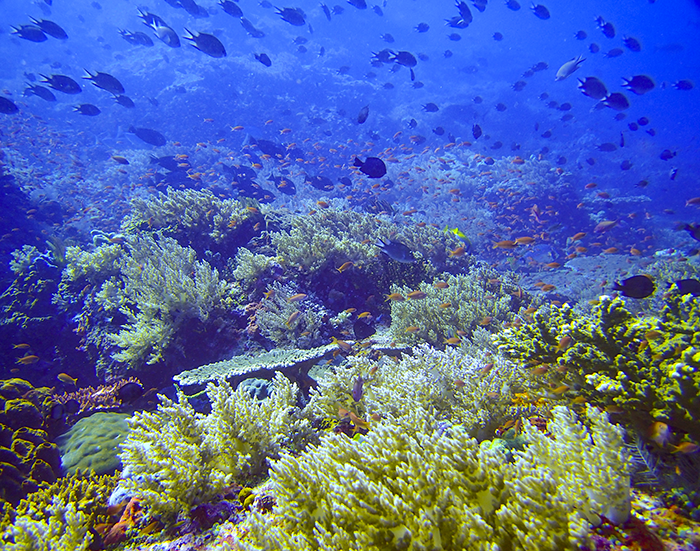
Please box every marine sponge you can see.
[117,373,311,519]
[236,405,630,550]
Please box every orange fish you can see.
[285,311,301,327]
[515,236,536,245]
[246,206,259,214]
[671,441,700,454]
[317,201,330,208]
[603,247,619,254]
[287,293,308,302]
[449,246,467,257]
[545,262,561,269]
[557,335,572,350]
[385,293,405,302]
[443,337,461,345]
[439,302,452,308]
[405,326,420,333]
[407,290,428,300]
[649,421,671,447]
[331,336,353,353]
[541,284,556,292]
[357,311,372,319]
[16,355,39,365]
[433,281,449,289]
[593,220,618,233]
[12,343,31,349]
[493,240,517,249]
[571,232,586,241]
[337,262,354,273]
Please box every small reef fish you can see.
[613,275,655,299]
[57,373,78,386]
[649,421,671,447]
[287,293,308,302]
[434,282,449,289]
[352,375,364,402]
[385,293,405,301]
[12,343,31,349]
[407,290,428,300]
[444,337,461,345]
[331,336,353,352]
[671,442,699,454]
[285,311,300,327]
[337,262,354,273]
[16,355,39,364]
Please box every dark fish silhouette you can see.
[531,4,550,19]
[595,16,615,38]
[505,0,520,10]
[114,95,135,108]
[603,92,629,111]
[674,279,700,296]
[40,74,81,94]
[622,75,654,95]
[219,0,243,17]
[472,123,482,139]
[24,84,56,102]
[11,25,47,42]
[423,102,439,112]
[73,104,101,116]
[357,105,369,124]
[612,275,654,299]
[674,80,694,90]
[277,7,306,26]
[376,239,416,263]
[255,53,271,66]
[354,156,386,178]
[119,29,154,46]
[84,70,124,94]
[353,320,376,340]
[623,36,641,52]
[578,76,607,99]
[184,29,226,57]
[29,18,68,39]
[0,97,19,114]
[347,0,367,8]
[129,126,166,146]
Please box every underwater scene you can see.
[1,0,700,548]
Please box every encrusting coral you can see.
[495,292,700,443]
[117,373,311,519]
[234,405,630,551]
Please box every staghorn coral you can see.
[388,268,525,347]
[234,405,630,551]
[495,293,700,443]
[232,247,279,289]
[117,373,311,519]
[122,187,255,247]
[307,343,534,437]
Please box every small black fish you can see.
[84,70,124,95]
[391,50,417,67]
[604,48,623,58]
[40,74,81,94]
[596,142,617,152]
[129,126,166,146]
[673,79,694,91]
[119,29,154,46]
[184,29,226,57]
[578,76,607,100]
[118,381,144,402]
[574,30,587,40]
[659,149,676,161]
[595,16,615,38]
[423,102,439,112]
[622,75,654,95]
[530,3,550,19]
[512,80,526,91]
[620,160,632,170]
[682,223,700,241]
[381,33,394,43]
[674,279,700,297]
[493,32,503,41]
[29,18,68,39]
[114,95,135,108]
[73,103,100,116]
[321,3,331,21]
[589,43,600,54]
[603,92,629,111]
[354,156,386,178]
[219,0,243,17]
[623,36,641,52]
[353,320,376,340]
[505,0,520,10]
[376,239,416,263]
[276,7,306,26]
[613,275,654,299]
[433,126,445,135]
[348,0,367,8]
[637,116,649,126]
[0,97,19,114]
[24,84,56,102]
[11,24,47,42]
[255,53,272,66]
[472,123,482,139]
[357,105,369,124]
[496,103,507,111]
[415,22,429,33]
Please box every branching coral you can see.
[117,374,311,519]
[388,268,525,347]
[234,405,630,551]
[254,282,328,348]
[495,293,700,443]
[123,187,255,247]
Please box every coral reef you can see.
[173,343,337,391]
[123,188,256,249]
[52,377,144,424]
[117,374,311,519]
[0,379,62,507]
[495,293,700,443]
[388,268,526,347]
[236,405,630,550]
[57,412,131,475]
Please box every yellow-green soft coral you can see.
[117,373,311,519]
[389,269,525,346]
[234,405,629,551]
[307,343,535,435]
[495,293,700,442]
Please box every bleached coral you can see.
[117,374,310,519]
[233,405,630,551]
